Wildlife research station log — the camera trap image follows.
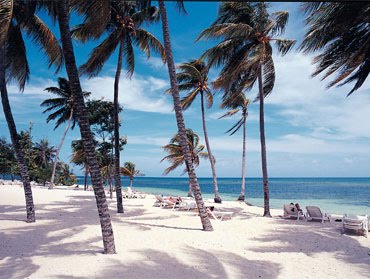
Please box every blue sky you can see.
[1,2,370,177]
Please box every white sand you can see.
[1,185,370,279]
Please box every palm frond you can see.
[181,88,199,110]
[22,14,63,72]
[268,11,289,37]
[274,39,296,56]
[79,29,121,77]
[124,35,135,77]
[0,0,13,43]
[5,22,29,91]
[133,28,166,62]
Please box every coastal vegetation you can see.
[198,2,296,217]
[161,129,208,197]
[0,0,369,255]
[73,0,165,214]
[176,59,221,203]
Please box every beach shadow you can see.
[91,248,280,279]
[0,194,136,278]
[249,218,370,276]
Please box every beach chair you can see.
[206,207,233,221]
[177,199,197,211]
[342,214,368,237]
[127,187,146,198]
[283,204,304,220]
[153,195,165,207]
[305,206,329,223]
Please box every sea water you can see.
[76,176,370,216]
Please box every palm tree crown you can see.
[41,77,90,130]
[73,1,165,77]
[161,129,208,175]
[220,93,250,135]
[197,2,295,98]
[300,2,370,95]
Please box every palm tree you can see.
[41,77,90,189]
[0,0,63,222]
[161,129,208,197]
[120,162,144,189]
[73,0,165,214]
[157,0,213,231]
[55,0,116,254]
[176,59,221,203]
[219,93,250,201]
[300,2,370,95]
[197,2,295,217]
[70,139,89,190]
[33,139,56,168]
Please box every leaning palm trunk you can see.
[257,65,271,217]
[50,109,73,189]
[200,91,221,203]
[159,0,213,231]
[238,114,247,201]
[113,40,125,213]
[0,45,35,222]
[56,0,116,253]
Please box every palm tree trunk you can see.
[159,0,213,231]
[49,109,73,189]
[257,65,271,217]
[200,91,221,203]
[187,182,193,197]
[238,114,247,201]
[129,178,133,189]
[56,0,116,253]
[0,44,35,223]
[113,40,124,214]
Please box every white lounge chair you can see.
[127,187,146,198]
[283,204,304,220]
[342,214,368,237]
[206,207,233,221]
[305,206,329,223]
[178,199,197,211]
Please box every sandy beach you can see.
[1,184,370,279]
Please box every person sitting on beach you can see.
[290,202,303,213]
[165,196,182,204]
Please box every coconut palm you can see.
[197,2,295,217]
[41,77,90,189]
[0,0,63,222]
[300,2,370,96]
[156,0,213,231]
[70,139,89,190]
[176,59,221,203]
[33,139,56,168]
[219,92,250,201]
[72,0,165,214]
[161,129,208,197]
[120,162,144,189]
[54,0,116,254]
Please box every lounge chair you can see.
[206,207,233,221]
[283,204,304,220]
[342,214,368,237]
[305,206,329,223]
[153,195,165,207]
[126,187,146,198]
[178,199,197,211]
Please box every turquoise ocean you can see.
[76,176,370,216]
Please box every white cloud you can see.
[81,74,173,114]
[140,56,166,70]
[265,52,370,140]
